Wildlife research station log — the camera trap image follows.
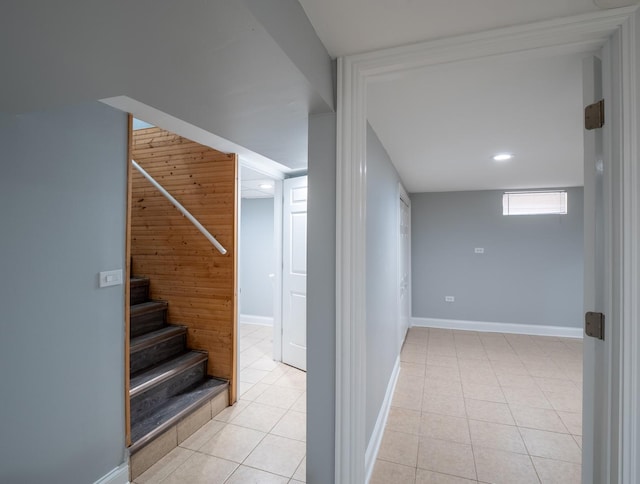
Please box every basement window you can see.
[502,190,568,216]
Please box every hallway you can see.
[371,327,583,484]
[133,323,306,483]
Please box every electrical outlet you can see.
[445,296,455,302]
[474,248,485,254]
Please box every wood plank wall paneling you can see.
[131,127,238,403]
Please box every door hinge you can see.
[585,311,605,340]
[585,99,605,130]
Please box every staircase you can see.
[129,275,228,474]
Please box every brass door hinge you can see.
[585,99,605,130]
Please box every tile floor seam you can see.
[155,452,240,484]
[512,387,553,484]
[522,450,584,466]
[527,453,544,484]
[189,427,269,464]
[460,355,481,482]
[515,423,572,436]
[230,461,298,480]
[376,455,418,468]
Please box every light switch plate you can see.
[99,269,123,288]
[474,248,485,254]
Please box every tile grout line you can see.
[455,335,481,483]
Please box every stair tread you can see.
[130,377,228,448]
[130,351,208,397]
[130,276,150,286]
[130,300,167,315]
[131,325,187,353]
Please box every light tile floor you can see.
[134,323,307,484]
[371,327,583,484]
[136,325,582,484]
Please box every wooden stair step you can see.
[130,351,208,424]
[130,351,207,398]
[130,276,150,305]
[130,300,168,337]
[130,325,188,375]
[129,377,228,451]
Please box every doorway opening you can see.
[364,39,594,484]
[236,166,308,480]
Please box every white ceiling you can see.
[241,166,276,198]
[367,52,586,193]
[299,0,610,193]
[299,0,601,57]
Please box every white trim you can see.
[618,9,640,483]
[336,54,368,484]
[272,179,284,362]
[364,356,400,484]
[93,463,129,484]
[239,314,274,326]
[411,317,584,339]
[336,8,639,482]
[581,53,603,484]
[344,7,638,79]
[601,32,616,484]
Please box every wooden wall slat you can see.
[131,126,237,404]
[131,144,236,157]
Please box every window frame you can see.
[502,190,568,216]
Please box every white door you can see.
[582,53,609,484]
[398,191,410,350]
[282,176,307,370]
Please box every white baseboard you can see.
[411,317,583,339]
[239,314,274,326]
[365,356,401,484]
[94,462,129,484]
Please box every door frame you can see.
[397,183,411,353]
[335,6,640,484]
[272,178,284,362]
[237,160,286,363]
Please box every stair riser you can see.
[131,308,167,338]
[130,284,150,306]
[131,334,187,375]
[130,361,207,423]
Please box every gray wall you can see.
[307,113,337,483]
[240,197,275,318]
[241,0,335,111]
[0,102,128,483]
[0,1,334,170]
[366,125,402,442]
[411,188,584,327]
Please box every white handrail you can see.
[131,159,227,255]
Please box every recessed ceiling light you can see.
[493,153,514,162]
[259,183,273,189]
